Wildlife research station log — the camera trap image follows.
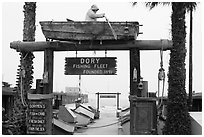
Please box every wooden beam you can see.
[10,39,172,52]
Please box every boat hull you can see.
[40,21,139,41]
[74,104,95,119]
[53,118,75,134]
[73,111,91,126]
[58,106,77,123]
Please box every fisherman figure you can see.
[85,4,105,21]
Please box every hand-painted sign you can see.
[28,126,46,132]
[29,103,46,109]
[65,57,117,75]
[28,119,46,124]
[27,101,47,134]
[29,111,46,116]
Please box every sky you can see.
[1,1,202,99]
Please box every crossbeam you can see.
[10,39,172,52]
[95,92,121,110]
[95,92,121,95]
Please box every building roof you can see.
[192,92,202,99]
[158,92,202,100]
[2,87,16,96]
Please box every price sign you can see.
[27,100,47,134]
[28,126,46,132]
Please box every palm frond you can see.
[132,2,197,12]
[132,2,137,6]
[183,2,197,12]
[146,2,170,10]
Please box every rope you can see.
[19,52,28,107]
[77,119,122,129]
[157,78,165,109]
[160,48,164,68]
[23,52,29,60]
[88,120,120,128]
[20,75,27,107]
[157,43,165,109]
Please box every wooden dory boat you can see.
[71,110,91,127]
[53,118,75,134]
[58,106,77,123]
[39,21,140,41]
[74,104,95,119]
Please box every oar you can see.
[105,16,117,40]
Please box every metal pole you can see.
[188,5,193,110]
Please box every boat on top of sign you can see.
[39,21,140,41]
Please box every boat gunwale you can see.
[39,21,140,25]
[42,29,135,37]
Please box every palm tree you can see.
[14,2,36,134]
[164,3,190,134]
[132,2,197,135]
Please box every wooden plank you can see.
[100,95,116,98]
[10,39,172,52]
[27,93,53,100]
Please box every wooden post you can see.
[97,92,100,111]
[43,49,54,134]
[130,48,140,96]
[129,48,141,135]
[117,93,120,109]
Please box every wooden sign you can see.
[100,94,116,98]
[65,57,117,75]
[29,111,46,116]
[27,100,47,134]
[28,126,46,132]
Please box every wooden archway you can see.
[10,39,172,134]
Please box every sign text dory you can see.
[65,57,117,75]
